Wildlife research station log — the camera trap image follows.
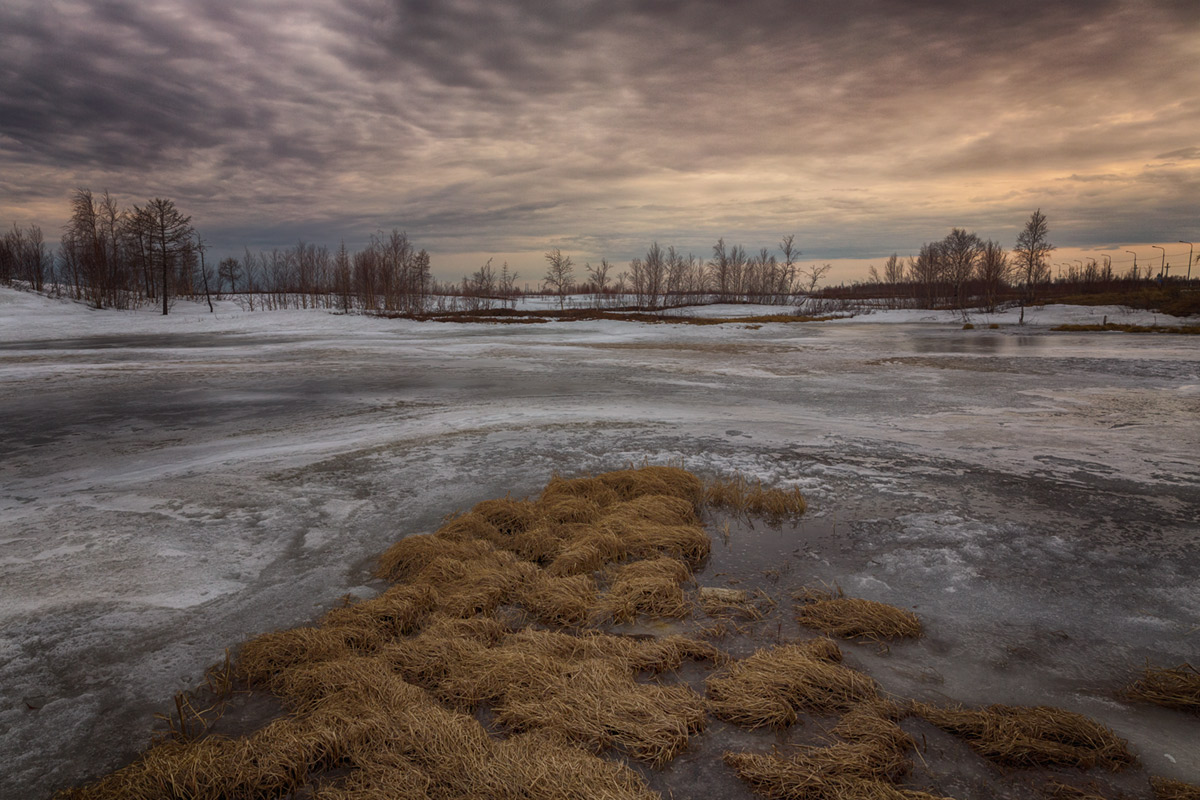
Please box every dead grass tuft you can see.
[540,474,622,508]
[1152,777,1200,800]
[470,496,539,534]
[319,584,437,644]
[238,626,370,691]
[495,657,707,766]
[721,698,950,800]
[1043,780,1111,800]
[375,534,494,581]
[705,474,807,517]
[596,465,705,508]
[516,571,598,627]
[794,588,922,641]
[484,729,658,800]
[599,510,711,566]
[706,641,877,728]
[1125,663,1200,712]
[697,586,771,620]
[915,702,1136,770]
[592,556,694,623]
[545,530,626,576]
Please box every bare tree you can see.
[796,262,833,313]
[1013,209,1053,321]
[942,228,983,313]
[218,256,242,297]
[908,241,944,309]
[586,258,611,306]
[137,198,194,315]
[977,239,1008,312]
[499,261,518,309]
[332,243,353,312]
[543,248,574,309]
[779,235,800,302]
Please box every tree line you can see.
[8,194,1124,319]
[521,236,829,312]
[832,209,1187,314]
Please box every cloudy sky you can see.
[2,0,1197,281]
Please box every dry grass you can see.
[794,588,922,641]
[592,556,694,623]
[1125,663,1200,712]
[915,702,1136,770]
[698,586,766,620]
[722,699,945,800]
[320,584,437,644]
[516,571,598,627]
[706,641,879,728]
[1152,777,1200,800]
[594,465,705,508]
[704,474,807,517]
[495,657,707,765]
[1043,780,1110,800]
[1052,323,1200,335]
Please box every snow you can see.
[1,286,1198,796]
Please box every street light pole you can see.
[1126,250,1138,279]
[1151,245,1165,279]
[1181,241,1194,282]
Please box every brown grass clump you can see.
[238,626,370,691]
[539,474,623,508]
[516,571,598,627]
[698,586,766,620]
[599,507,711,566]
[470,496,539,534]
[538,495,606,525]
[722,701,943,800]
[484,729,658,800]
[1125,663,1200,712]
[1152,777,1200,800]
[592,556,694,623]
[723,749,947,800]
[705,474,807,517]
[596,465,705,508]
[915,702,1136,770]
[410,547,536,618]
[505,627,723,673]
[794,588,922,641]
[375,534,495,581]
[311,751,433,800]
[707,641,878,728]
[1043,780,1110,800]
[385,625,714,765]
[319,584,437,644]
[495,657,707,766]
[832,702,913,752]
[545,530,627,576]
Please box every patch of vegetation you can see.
[1050,288,1200,317]
[1125,663,1200,712]
[1052,323,1200,335]
[914,703,1136,770]
[793,587,922,641]
[389,307,842,325]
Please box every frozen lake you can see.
[1,289,1198,797]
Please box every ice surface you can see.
[1,288,1197,797]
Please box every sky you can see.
[2,0,1198,283]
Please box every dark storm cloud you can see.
[1,0,1197,276]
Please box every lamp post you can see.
[1181,241,1194,282]
[1126,250,1138,279]
[1151,245,1165,279]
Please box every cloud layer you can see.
[2,0,1197,277]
